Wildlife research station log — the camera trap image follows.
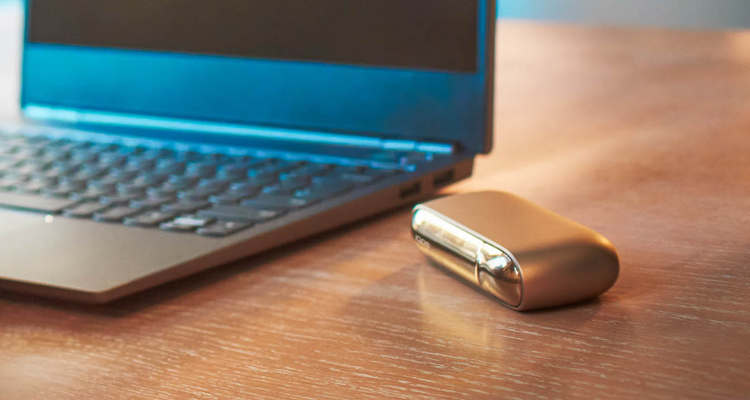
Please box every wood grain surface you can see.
[1,19,749,400]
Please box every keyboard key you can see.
[130,195,175,210]
[208,184,261,205]
[279,163,332,181]
[147,184,179,198]
[197,221,252,237]
[100,192,143,206]
[57,175,91,189]
[141,148,175,160]
[237,157,275,170]
[332,165,368,174]
[155,159,186,175]
[199,153,226,163]
[117,174,168,195]
[0,144,17,155]
[161,200,211,214]
[315,168,399,185]
[69,141,95,151]
[149,175,200,197]
[44,140,73,152]
[371,151,428,164]
[23,135,52,145]
[87,179,118,193]
[16,178,48,194]
[11,147,44,160]
[166,175,201,190]
[120,145,147,156]
[246,169,278,183]
[63,202,111,219]
[68,165,109,182]
[241,194,317,210]
[228,182,263,194]
[116,183,147,196]
[27,167,63,181]
[35,152,63,166]
[208,193,246,205]
[43,182,86,198]
[0,192,78,214]
[198,178,232,190]
[88,143,120,154]
[124,210,178,228]
[245,174,278,187]
[107,168,140,181]
[93,206,141,223]
[262,178,309,195]
[26,174,57,185]
[70,187,114,202]
[174,151,204,162]
[399,152,432,165]
[69,150,98,165]
[0,158,16,171]
[126,157,157,171]
[177,182,229,202]
[339,169,396,184]
[0,177,27,192]
[248,160,304,181]
[48,161,81,175]
[92,174,129,189]
[160,215,215,233]
[9,162,42,178]
[186,162,218,178]
[43,150,71,163]
[197,205,283,223]
[217,163,249,181]
[295,182,353,201]
[98,153,128,168]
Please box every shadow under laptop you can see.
[0,199,436,318]
[0,245,294,318]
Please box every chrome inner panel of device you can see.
[411,208,523,307]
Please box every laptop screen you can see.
[22,0,493,153]
[27,0,478,73]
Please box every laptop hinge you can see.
[23,105,457,155]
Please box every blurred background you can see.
[2,0,750,29]
[501,0,750,29]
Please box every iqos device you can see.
[411,191,619,311]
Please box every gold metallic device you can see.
[412,191,619,311]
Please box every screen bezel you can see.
[21,0,494,154]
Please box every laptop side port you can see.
[400,182,422,199]
[433,169,455,188]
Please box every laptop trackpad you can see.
[0,209,222,298]
[0,210,46,237]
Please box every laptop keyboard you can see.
[0,129,406,237]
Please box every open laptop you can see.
[0,0,495,303]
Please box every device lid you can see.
[21,0,494,154]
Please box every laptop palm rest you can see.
[0,210,222,302]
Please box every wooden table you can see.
[1,16,749,399]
